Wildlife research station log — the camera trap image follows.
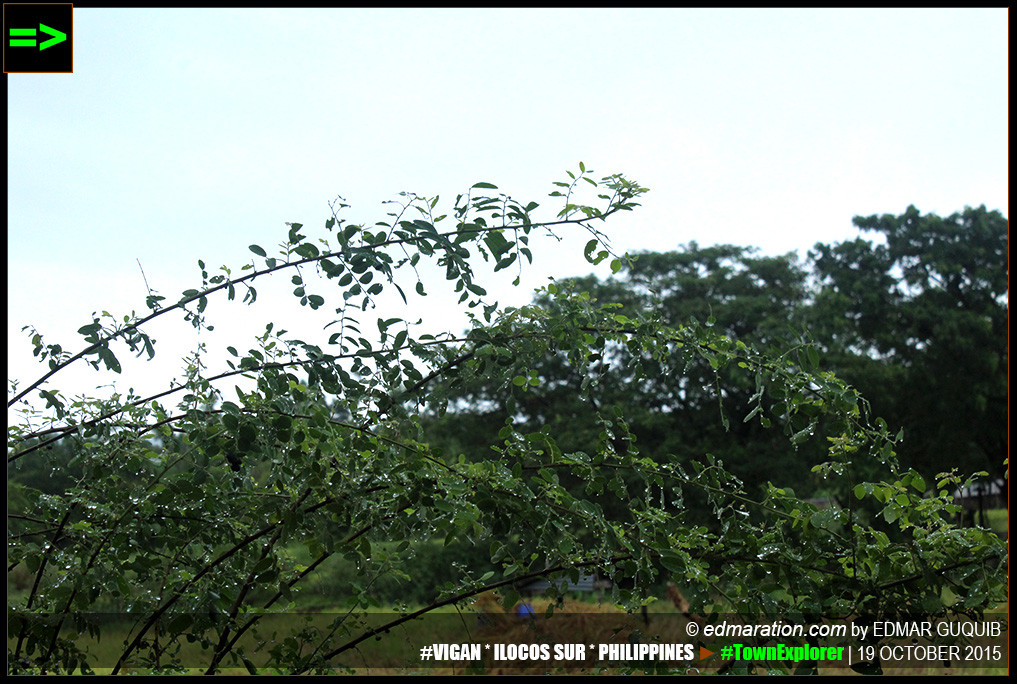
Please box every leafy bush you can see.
[7,167,1006,674]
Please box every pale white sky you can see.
[7,8,1008,411]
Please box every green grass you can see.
[983,507,1008,534]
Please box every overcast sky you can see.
[7,8,1008,411]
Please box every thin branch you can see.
[10,210,630,409]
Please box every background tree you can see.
[807,205,1008,490]
[8,174,1006,674]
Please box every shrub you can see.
[8,167,1005,674]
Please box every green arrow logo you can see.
[9,23,67,51]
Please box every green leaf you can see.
[484,231,511,259]
[378,318,401,333]
[98,347,121,374]
[295,243,320,258]
[249,244,267,257]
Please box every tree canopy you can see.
[808,205,1008,486]
[430,205,1009,505]
[7,171,1007,674]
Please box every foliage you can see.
[422,243,826,513]
[428,204,1009,509]
[7,169,1007,674]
